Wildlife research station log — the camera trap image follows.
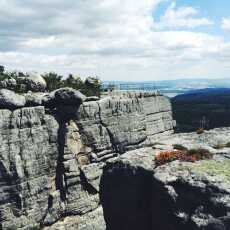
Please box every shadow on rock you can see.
[99,162,153,230]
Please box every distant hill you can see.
[102,79,230,97]
[172,88,230,132]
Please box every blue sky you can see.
[0,0,230,81]
[155,0,229,31]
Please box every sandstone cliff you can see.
[0,89,174,229]
[1,88,229,230]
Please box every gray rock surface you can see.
[0,73,47,92]
[0,91,174,229]
[99,147,230,230]
[25,72,47,91]
[0,89,26,109]
[53,87,86,105]
[77,92,174,161]
[0,106,59,229]
[1,89,228,230]
[157,127,230,154]
[153,156,230,230]
[0,77,17,90]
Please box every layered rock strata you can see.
[0,89,174,229]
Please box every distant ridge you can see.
[172,87,230,132]
[173,88,230,102]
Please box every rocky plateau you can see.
[0,85,229,230]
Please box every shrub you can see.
[196,128,204,134]
[173,144,188,151]
[187,148,212,160]
[155,150,184,166]
[155,148,212,166]
[81,77,101,97]
[213,142,230,149]
[43,73,102,97]
[43,72,63,91]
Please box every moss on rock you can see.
[192,159,230,181]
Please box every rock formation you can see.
[0,72,47,92]
[0,89,26,109]
[0,88,229,230]
[0,89,174,229]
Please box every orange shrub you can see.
[155,150,184,166]
[155,148,212,166]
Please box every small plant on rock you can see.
[187,148,212,160]
[155,150,184,166]
[155,148,212,166]
[196,128,204,134]
[173,144,188,151]
[213,143,226,149]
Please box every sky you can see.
[0,0,230,81]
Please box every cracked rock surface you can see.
[0,90,174,229]
[1,89,228,230]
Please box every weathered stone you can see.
[0,77,17,90]
[53,87,86,106]
[2,89,228,230]
[0,89,26,109]
[0,106,59,229]
[77,92,174,161]
[98,147,230,230]
[0,73,47,92]
[25,72,47,91]
[152,157,230,230]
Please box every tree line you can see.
[0,65,101,97]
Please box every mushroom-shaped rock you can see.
[0,89,26,109]
[53,87,86,105]
[25,72,47,91]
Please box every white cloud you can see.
[155,2,213,30]
[0,0,229,80]
[221,17,230,31]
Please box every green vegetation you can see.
[43,74,101,96]
[173,144,188,151]
[0,66,102,97]
[172,89,230,132]
[192,160,230,181]
[213,142,230,149]
[187,148,213,160]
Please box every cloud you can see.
[154,2,213,30]
[0,0,229,80]
[221,17,230,31]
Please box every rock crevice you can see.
[0,89,177,229]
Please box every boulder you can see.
[0,77,17,90]
[24,92,43,106]
[0,89,26,109]
[25,72,47,91]
[53,87,86,105]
